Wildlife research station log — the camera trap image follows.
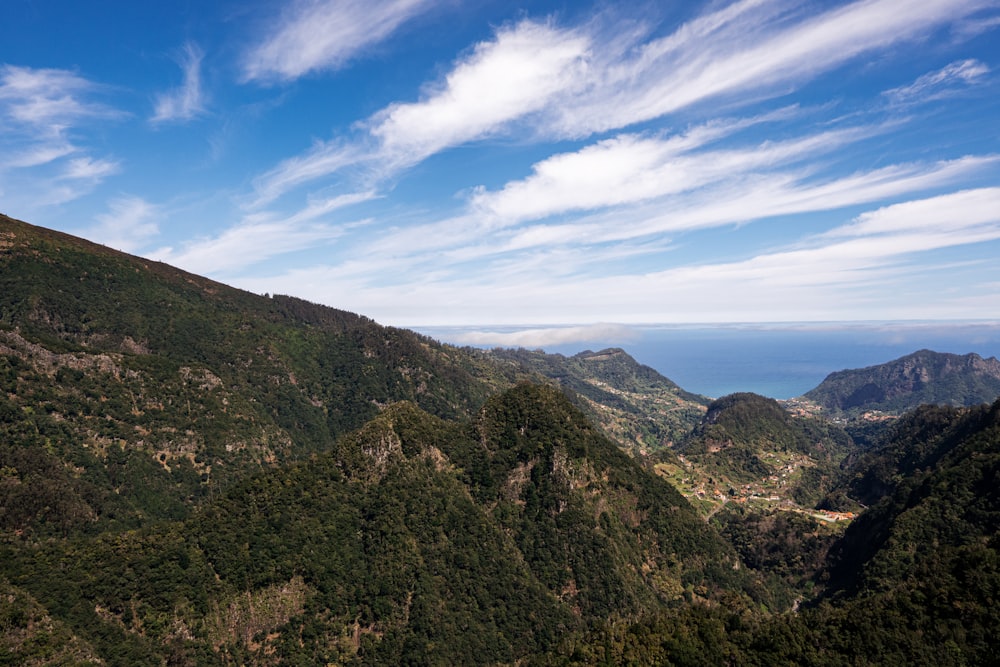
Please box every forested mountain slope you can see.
[5,213,1000,665]
[542,397,1000,665]
[1,384,756,665]
[0,214,755,664]
[0,214,708,536]
[676,392,855,507]
[481,347,709,454]
[790,399,1000,665]
[0,213,509,534]
[804,349,1000,416]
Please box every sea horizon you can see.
[414,320,1000,400]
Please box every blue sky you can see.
[2,0,1000,346]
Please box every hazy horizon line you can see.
[410,320,1000,350]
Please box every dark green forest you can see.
[2,213,999,665]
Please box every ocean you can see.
[416,322,1000,400]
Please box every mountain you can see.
[0,214,757,663]
[0,211,709,499]
[0,386,752,664]
[544,397,1000,665]
[0,578,103,665]
[0,213,713,539]
[1,213,514,535]
[479,346,709,455]
[673,392,855,509]
[5,213,1000,665]
[803,349,1000,416]
[786,399,1000,665]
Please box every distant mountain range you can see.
[2,212,1000,665]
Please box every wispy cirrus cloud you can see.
[151,42,207,123]
[83,197,160,253]
[250,140,363,208]
[0,64,122,130]
[470,122,873,224]
[350,146,995,267]
[368,20,589,168]
[249,0,994,206]
[7,143,77,169]
[544,0,996,137]
[241,188,1000,326]
[953,11,1000,39]
[61,156,120,181]
[883,59,990,105]
[249,19,588,205]
[0,65,123,205]
[151,190,376,274]
[614,187,1000,320]
[569,154,999,243]
[643,186,1000,310]
[826,187,1000,238]
[7,155,122,209]
[150,219,346,275]
[242,0,437,82]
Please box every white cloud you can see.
[0,65,120,130]
[151,190,374,274]
[470,124,872,224]
[609,154,999,239]
[0,65,123,206]
[607,187,1000,317]
[248,19,589,204]
[250,140,362,207]
[485,154,995,256]
[232,175,1000,327]
[0,153,122,210]
[348,152,996,267]
[544,0,996,136]
[151,221,343,274]
[953,12,1000,39]
[242,0,436,82]
[597,188,1000,321]
[151,43,207,123]
[282,190,378,225]
[884,59,990,105]
[7,143,77,168]
[446,323,637,348]
[368,20,590,166]
[247,0,992,206]
[61,157,120,181]
[828,187,1000,237]
[84,197,160,253]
